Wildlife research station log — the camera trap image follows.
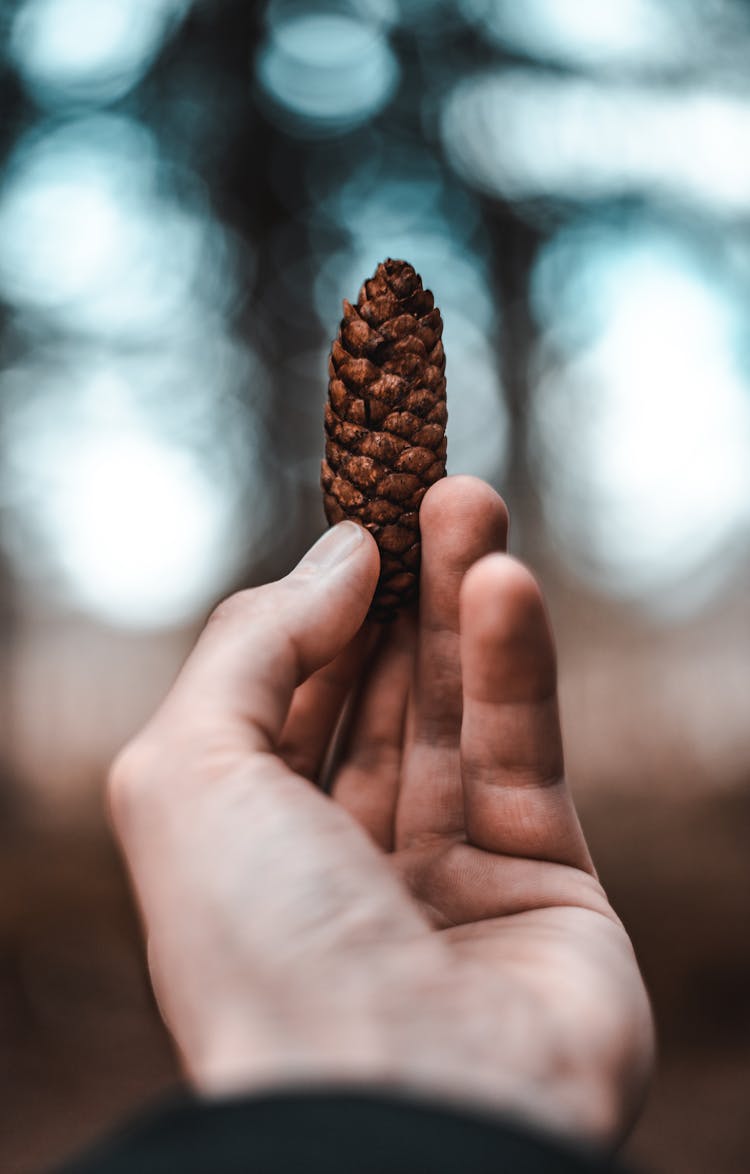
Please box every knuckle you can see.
[206,583,287,631]
[206,588,259,628]
[107,737,158,830]
[577,872,622,923]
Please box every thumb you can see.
[155,522,380,750]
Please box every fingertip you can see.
[420,476,509,552]
[345,521,381,593]
[460,554,557,699]
[300,520,378,571]
[317,522,381,639]
[461,553,541,620]
[297,520,380,595]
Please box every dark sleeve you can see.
[52,1088,632,1174]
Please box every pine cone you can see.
[321,258,447,620]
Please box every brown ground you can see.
[1,785,748,1173]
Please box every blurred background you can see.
[0,0,748,1169]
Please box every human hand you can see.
[109,476,653,1147]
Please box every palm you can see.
[278,478,651,1138]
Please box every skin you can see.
[109,476,654,1149]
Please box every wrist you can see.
[185,1004,390,1099]
[180,952,634,1149]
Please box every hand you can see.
[109,476,653,1147]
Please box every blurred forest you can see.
[0,1,748,1170]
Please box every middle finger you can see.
[396,475,509,847]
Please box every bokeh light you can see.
[529,219,750,613]
[459,0,737,73]
[311,149,482,257]
[9,0,190,107]
[0,116,238,340]
[441,69,750,217]
[0,345,273,628]
[255,5,399,137]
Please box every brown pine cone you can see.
[321,258,447,620]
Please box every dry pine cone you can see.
[321,258,448,620]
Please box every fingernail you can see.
[301,521,365,570]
